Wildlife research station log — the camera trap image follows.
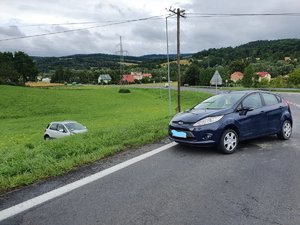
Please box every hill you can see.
[193,39,300,67]
[31,53,141,72]
[32,53,193,72]
[31,39,300,75]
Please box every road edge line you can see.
[0,142,177,222]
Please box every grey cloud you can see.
[178,0,300,54]
[2,0,300,56]
[131,20,165,42]
[108,4,125,16]
[0,26,25,38]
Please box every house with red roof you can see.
[256,71,271,82]
[121,74,135,83]
[230,71,244,83]
[121,72,152,83]
[143,73,152,78]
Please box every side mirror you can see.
[237,106,254,115]
[243,106,254,112]
[58,129,64,133]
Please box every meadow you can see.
[0,85,211,192]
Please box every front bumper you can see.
[168,122,223,146]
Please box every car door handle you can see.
[260,110,265,113]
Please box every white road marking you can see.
[288,101,300,108]
[0,142,177,222]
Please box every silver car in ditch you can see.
[44,121,87,140]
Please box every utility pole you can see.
[169,7,185,112]
[119,36,124,85]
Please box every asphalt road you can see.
[1,91,300,225]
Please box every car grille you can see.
[172,121,194,125]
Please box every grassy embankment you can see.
[0,85,211,193]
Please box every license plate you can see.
[171,130,187,138]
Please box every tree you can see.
[0,63,20,84]
[229,60,246,74]
[0,51,38,85]
[14,51,38,82]
[242,65,255,87]
[182,64,200,85]
[199,68,214,86]
[51,66,65,83]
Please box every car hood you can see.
[171,108,231,123]
[71,129,88,134]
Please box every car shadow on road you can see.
[238,135,283,151]
[171,144,220,156]
[171,135,283,155]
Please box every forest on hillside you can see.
[193,39,300,68]
[1,39,300,87]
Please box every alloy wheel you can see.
[283,121,292,139]
[224,131,237,152]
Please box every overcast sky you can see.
[1,0,300,57]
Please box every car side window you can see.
[57,124,67,133]
[262,93,279,106]
[242,93,262,109]
[50,123,58,130]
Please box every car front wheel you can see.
[277,120,292,140]
[219,129,238,154]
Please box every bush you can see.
[118,88,131,93]
[288,68,300,86]
[270,76,288,88]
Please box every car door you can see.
[48,123,59,138]
[236,93,267,140]
[261,93,283,134]
[55,124,70,138]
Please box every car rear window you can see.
[262,93,279,106]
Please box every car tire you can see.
[44,135,51,141]
[218,129,238,154]
[277,120,292,140]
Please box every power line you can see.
[0,15,167,42]
[0,18,165,27]
[0,22,100,27]
[1,11,299,42]
[186,12,300,17]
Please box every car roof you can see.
[223,90,279,95]
[50,121,78,125]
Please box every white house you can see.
[256,72,271,82]
[41,77,51,83]
[98,74,112,84]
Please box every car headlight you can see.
[193,115,223,127]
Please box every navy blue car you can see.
[169,91,293,154]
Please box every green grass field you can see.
[0,85,211,193]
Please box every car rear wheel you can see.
[277,120,292,140]
[219,129,238,154]
[44,135,51,141]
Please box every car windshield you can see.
[65,122,86,131]
[193,93,245,110]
